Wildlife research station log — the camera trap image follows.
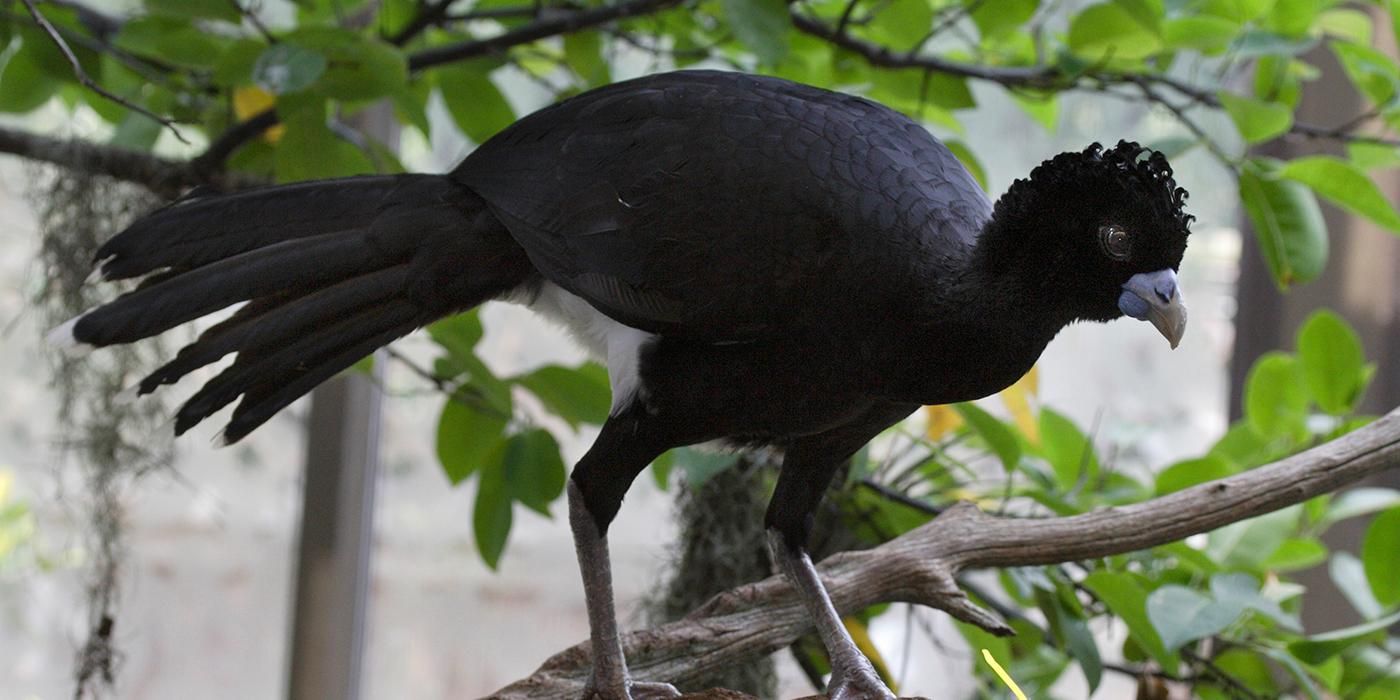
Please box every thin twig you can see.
[19,0,189,144]
[383,346,512,422]
[227,0,276,43]
[857,478,944,515]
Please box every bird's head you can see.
[980,140,1193,348]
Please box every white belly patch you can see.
[505,281,654,415]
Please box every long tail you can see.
[51,174,532,443]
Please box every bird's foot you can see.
[826,663,897,700]
[581,679,680,700]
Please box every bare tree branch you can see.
[19,0,190,144]
[492,407,1400,699]
[790,7,1400,149]
[0,124,262,195]
[405,0,683,71]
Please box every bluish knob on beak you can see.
[1119,268,1187,349]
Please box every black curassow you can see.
[54,70,1190,699]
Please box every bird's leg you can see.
[568,418,679,700]
[767,531,896,700]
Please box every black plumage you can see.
[58,70,1191,699]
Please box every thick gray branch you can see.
[493,407,1400,698]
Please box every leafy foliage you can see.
[6,1,1400,693]
[813,310,1396,699]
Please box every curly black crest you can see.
[1057,140,1195,233]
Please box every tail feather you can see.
[222,314,420,443]
[94,175,463,280]
[137,265,411,396]
[173,300,419,435]
[60,174,533,442]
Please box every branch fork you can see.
[493,408,1400,698]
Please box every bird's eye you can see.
[1099,225,1131,260]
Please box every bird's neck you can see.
[884,224,1065,405]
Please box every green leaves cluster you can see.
[844,309,1397,698]
[427,312,609,568]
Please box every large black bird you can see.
[53,70,1190,699]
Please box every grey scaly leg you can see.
[569,480,678,700]
[767,530,896,700]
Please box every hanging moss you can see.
[27,165,173,698]
[644,458,779,697]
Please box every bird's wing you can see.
[454,70,991,340]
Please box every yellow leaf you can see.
[924,404,964,441]
[234,86,284,142]
[844,617,898,692]
[1000,365,1039,445]
[982,648,1029,700]
[0,471,11,504]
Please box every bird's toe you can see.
[630,680,681,699]
[826,670,896,700]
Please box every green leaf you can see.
[1260,647,1326,700]
[1239,159,1328,289]
[213,38,268,87]
[473,447,513,569]
[1348,142,1400,171]
[1279,156,1400,233]
[1155,455,1233,496]
[672,447,740,487]
[1316,9,1373,45]
[971,0,1038,38]
[564,32,610,87]
[1212,573,1301,631]
[1324,487,1400,525]
[283,28,407,100]
[512,363,611,428]
[1037,408,1099,491]
[1288,609,1400,664]
[1211,649,1279,697]
[1012,92,1058,132]
[268,106,375,182]
[0,47,57,113]
[944,140,986,189]
[145,0,242,22]
[865,0,934,47]
[436,398,507,485]
[1219,92,1292,143]
[110,112,163,150]
[1296,310,1367,414]
[1330,552,1384,620]
[1068,3,1163,61]
[1146,584,1245,651]
[254,44,327,95]
[114,17,226,70]
[650,450,675,490]
[500,429,567,516]
[438,60,515,143]
[1232,28,1317,57]
[1082,571,1174,669]
[1265,0,1321,36]
[1040,586,1101,691]
[428,312,484,358]
[721,0,790,65]
[1262,537,1329,571]
[1244,352,1308,439]
[1361,507,1400,606]
[1163,16,1239,53]
[1208,505,1301,568]
[1200,0,1274,23]
[274,108,376,182]
[1332,41,1400,107]
[954,403,1021,474]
